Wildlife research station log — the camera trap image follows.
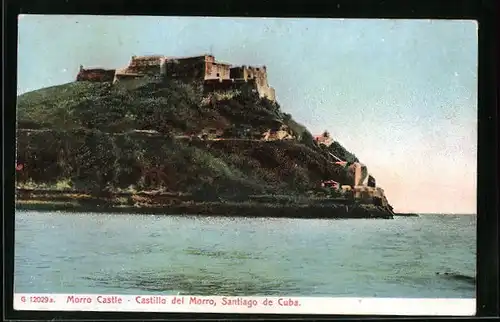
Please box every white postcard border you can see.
[13,294,476,316]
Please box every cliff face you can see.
[16,77,391,208]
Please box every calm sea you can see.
[14,211,476,298]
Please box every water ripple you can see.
[83,269,314,296]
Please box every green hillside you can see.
[16,78,359,196]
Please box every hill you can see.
[16,78,360,197]
[18,78,287,134]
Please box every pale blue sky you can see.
[17,16,478,214]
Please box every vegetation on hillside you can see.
[18,78,283,134]
[16,78,359,197]
[17,129,352,196]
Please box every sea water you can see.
[14,211,476,298]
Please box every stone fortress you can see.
[76,54,276,102]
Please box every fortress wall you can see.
[78,55,276,101]
[262,128,294,141]
[267,87,276,101]
[166,56,207,81]
[230,67,246,80]
[250,67,275,102]
[76,68,116,82]
[128,56,164,75]
[347,163,368,187]
[203,79,238,92]
[353,186,387,204]
[257,85,276,101]
[245,67,269,90]
[205,62,231,80]
[229,66,275,101]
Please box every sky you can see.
[17,16,478,214]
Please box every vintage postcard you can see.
[14,15,477,315]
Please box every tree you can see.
[283,113,292,122]
[300,130,315,148]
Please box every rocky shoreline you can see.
[15,189,395,219]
